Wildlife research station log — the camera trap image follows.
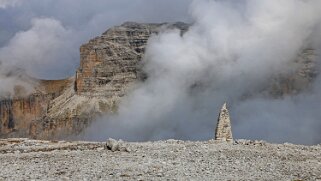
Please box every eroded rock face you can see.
[268,49,318,97]
[0,78,73,138]
[75,22,189,97]
[0,22,189,139]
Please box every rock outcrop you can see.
[268,49,318,97]
[0,78,73,138]
[75,22,188,97]
[215,103,233,142]
[0,22,189,139]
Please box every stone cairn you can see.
[215,103,233,142]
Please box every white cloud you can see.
[0,0,22,8]
[0,18,77,79]
[0,0,191,95]
[84,0,321,145]
[0,18,76,96]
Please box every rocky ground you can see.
[0,138,321,180]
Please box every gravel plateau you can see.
[0,138,321,180]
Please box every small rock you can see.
[96,147,104,151]
[105,138,130,152]
[105,138,118,151]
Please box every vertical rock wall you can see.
[0,79,73,138]
[76,22,189,98]
[0,22,189,139]
[0,95,49,137]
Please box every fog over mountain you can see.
[84,0,321,145]
[0,0,191,80]
[1,0,321,145]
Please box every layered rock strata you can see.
[0,22,189,139]
[75,22,189,97]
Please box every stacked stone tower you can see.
[215,103,233,142]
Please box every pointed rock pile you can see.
[215,103,233,142]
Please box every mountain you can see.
[0,22,189,139]
[0,22,317,139]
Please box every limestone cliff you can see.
[0,22,189,139]
[268,49,317,97]
[75,22,188,97]
[0,78,73,138]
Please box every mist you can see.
[83,0,321,145]
[0,0,22,9]
[0,0,191,96]
[1,0,320,145]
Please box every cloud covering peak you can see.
[0,0,191,96]
[83,0,321,145]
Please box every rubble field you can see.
[0,138,320,180]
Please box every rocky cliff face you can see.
[0,78,73,138]
[0,22,318,139]
[268,49,317,97]
[76,22,188,97]
[0,22,189,139]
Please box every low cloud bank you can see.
[83,0,321,145]
[0,0,191,96]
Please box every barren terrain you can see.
[0,138,320,180]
